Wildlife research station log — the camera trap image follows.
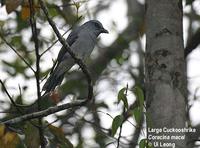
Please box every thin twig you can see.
[0,80,40,129]
[38,0,93,101]
[0,110,17,114]
[18,84,23,100]
[96,110,136,128]
[0,81,37,109]
[75,112,109,132]
[40,28,72,57]
[117,125,123,148]
[0,33,35,73]
[0,80,22,108]
[44,108,76,128]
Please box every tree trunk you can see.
[145,0,188,147]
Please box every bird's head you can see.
[83,20,109,36]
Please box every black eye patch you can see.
[94,22,102,29]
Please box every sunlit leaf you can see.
[3,132,18,144]
[0,124,21,148]
[111,115,123,136]
[48,5,58,17]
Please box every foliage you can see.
[186,0,196,5]
[117,87,128,109]
[139,139,153,148]
[0,124,23,148]
[111,115,123,137]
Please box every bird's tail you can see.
[42,56,74,93]
[42,69,64,93]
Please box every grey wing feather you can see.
[49,27,80,74]
[67,26,80,46]
[57,26,80,63]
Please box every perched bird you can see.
[42,20,108,93]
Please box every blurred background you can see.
[0,0,200,147]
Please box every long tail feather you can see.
[42,58,74,93]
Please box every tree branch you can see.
[184,28,200,57]
[28,0,45,146]
[2,100,87,124]
[0,80,22,109]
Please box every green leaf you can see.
[2,59,27,75]
[96,102,109,109]
[0,0,5,6]
[0,20,5,28]
[186,0,195,5]
[48,124,74,148]
[118,87,128,109]
[16,13,29,31]
[132,107,142,124]
[111,115,123,136]
[139,139,153,148]
[118,88,126,102]
[139,139,147,148]
[24,123,40,148]
[133,86,144,107]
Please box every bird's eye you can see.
[94,23,101,29]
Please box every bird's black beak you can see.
[101,28,109,34]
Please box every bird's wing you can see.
[57,27,80,63]
[66,26,80,46]
[49,27,80,74]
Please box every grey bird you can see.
[42,20,108,93]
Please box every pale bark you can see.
[145,0,188,147]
